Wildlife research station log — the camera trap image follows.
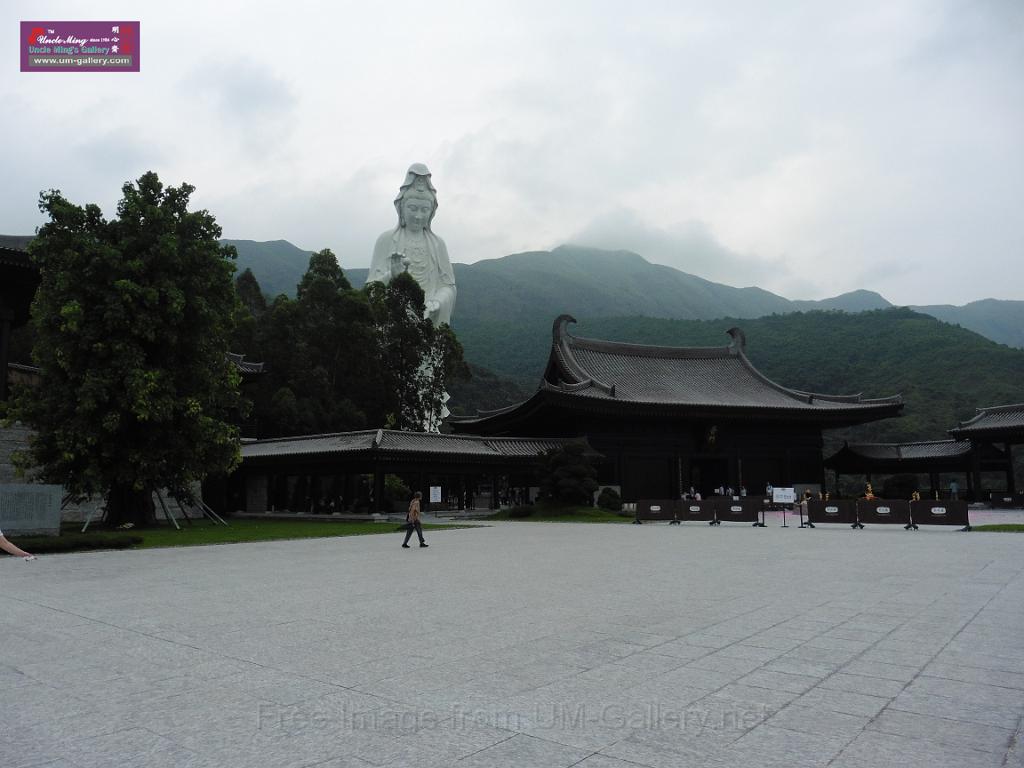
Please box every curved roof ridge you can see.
[550,315,615,395]
[726,341,902,409]
[959,403,1024,426]
[251,430,378,444]
[570,335,734,360]
[730,346,828,406]
[846,438,967,447]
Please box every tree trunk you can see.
[105,484,157,527]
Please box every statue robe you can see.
[367,227,457,326]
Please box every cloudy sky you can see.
[3,1,1022,305]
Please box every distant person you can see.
[402,491,428,549]
[949,479,959,500]
[800,490,812,516]
[0,528,37,560]
[740,485,747,497]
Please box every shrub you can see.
[6,534,143,554]
[383,475,412,507]
[596,487,622,511]
[537,444,599,506]
[507,507,534,518]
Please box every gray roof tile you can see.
[950,404,1024,439]
[241,430,595,462]
[546,315,900,413]
[835,440,973,462]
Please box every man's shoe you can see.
[402,544,410,548]
[420,542,429,548]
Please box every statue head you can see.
[394,163,438,230]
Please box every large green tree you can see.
[13,172,243,525]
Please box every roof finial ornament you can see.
[726,327,746,354]
[553,314,577,344]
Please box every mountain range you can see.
[5,234,1022,446]
[9,234,1021,353]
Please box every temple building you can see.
[450,315,903,501]
[949,404,1024,502]
[0,244,39,402]
[222,431,596,514]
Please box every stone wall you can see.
[0,424,101,523]
[0,423,32,484]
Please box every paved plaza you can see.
[2,521,1024,767]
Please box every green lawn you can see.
[483,505,633,523]
[8,519,473,554]
[972,524,1024,533]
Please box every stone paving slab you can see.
[2,522,1024,767]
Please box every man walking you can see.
[402,491,429,549]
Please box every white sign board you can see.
[429,486,442,504]
[772,487,796,504]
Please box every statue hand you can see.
[389,252,404,279]
[425,299,440,314]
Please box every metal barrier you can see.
[634,499,679,524]
[910,499,970,530]
[634,498,763,526]
[715,497,765,526]
[678,499,718,524]
[990,492,1024,509]
[805,499,857,528]
[632,497,969,532]
[856,499,911,528]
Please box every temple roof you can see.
[827,440,973,464]
[0,245,36,271]
[949,404,1024,441]
[452,315,902,428]
[825,439,1005,473]
[241,429,598,464]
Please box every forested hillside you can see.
[223,239,1024,351]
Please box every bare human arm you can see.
[0,534,36,560]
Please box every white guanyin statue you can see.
[367,164,457,431]
[367,163,456,326]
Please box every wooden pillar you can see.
[970,443,982,503]
[1006,443,1016,495]
[0,310,11,402]
[373,467,385,514]
[490,474,498,510]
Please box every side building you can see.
[450,315,903,501]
